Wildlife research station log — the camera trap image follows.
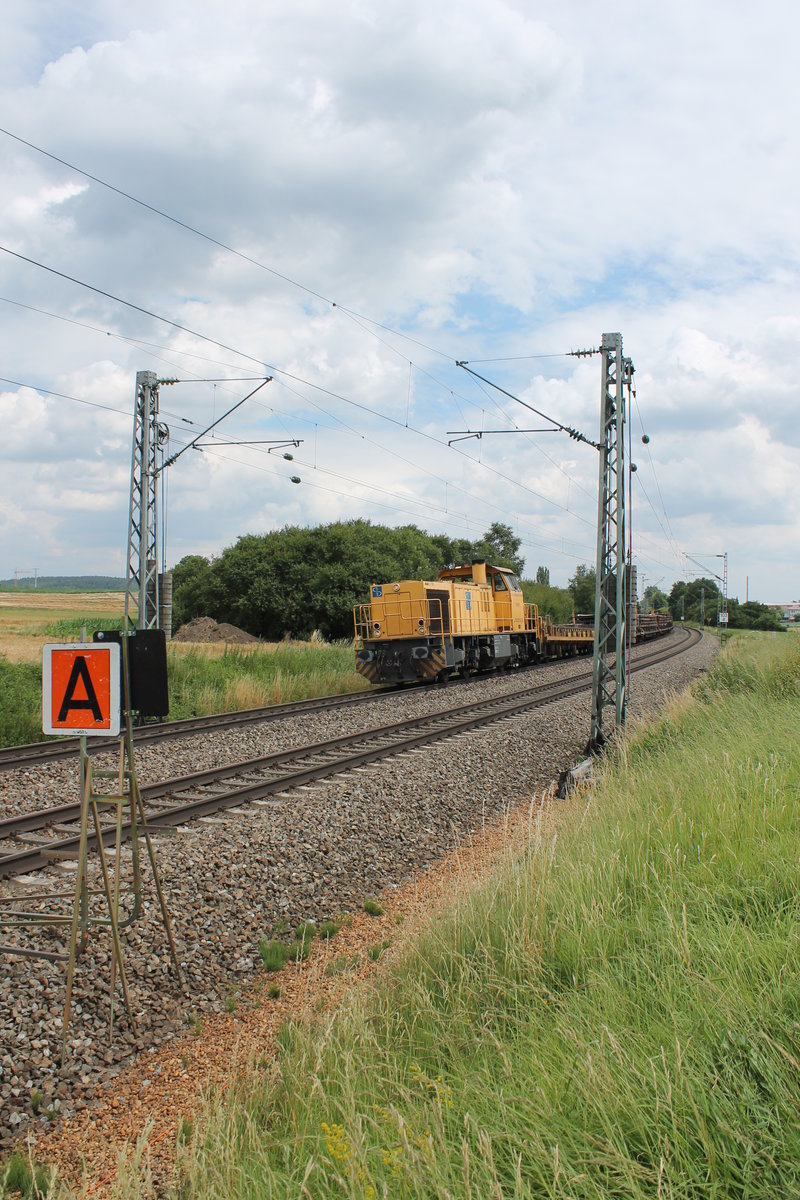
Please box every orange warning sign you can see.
[42,643,121,736]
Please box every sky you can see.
[1,0,798,605]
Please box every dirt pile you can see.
[171,616,257,644]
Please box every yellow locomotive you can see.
[353,561,593,685]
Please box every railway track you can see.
[0,627,694,774]
[0,628,699,879]
[0,682,411,773]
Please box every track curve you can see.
[0,628,699,879]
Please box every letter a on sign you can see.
[43,643,121,736]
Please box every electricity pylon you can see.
[125,371,166,630]
[590,333,634,750]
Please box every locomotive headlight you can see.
[373,622,382,637]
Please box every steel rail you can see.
[0,628,699,879]
[0,627,691,773]
[0,627,695,843]
[0,683,411,773]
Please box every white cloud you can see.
[0,0,798,602]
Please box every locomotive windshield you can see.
[493,571,522,591]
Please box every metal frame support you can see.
[125,371,161,630]
[590,333,633,751]
[0,648,182,1057]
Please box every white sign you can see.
[42,643,121,736]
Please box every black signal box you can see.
[93,629,169,718]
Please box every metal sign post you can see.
[0,638,182,1059]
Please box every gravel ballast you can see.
[0,630,715,1149]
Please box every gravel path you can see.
[0,630,715,1151]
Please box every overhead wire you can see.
[631,390,681,559]
[9,128,676,580]
[0,244,266,372]
[140,421,594,562]
[261,374,592,551]
[1,301,596,570]
[337,299,596,503]
[0,375,131,419]
[459,353,570,363]
[2,242,596,533]
[453,360,597,505]
[1,124,462,365]
[189,439,595,562]
[457,362,600,451]
[0,368,594,567]
[5,281,593,528]
[3,125,601,514]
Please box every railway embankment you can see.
[7,633,786,1195]
[14,628,795,1199]
[164,629,796,1200]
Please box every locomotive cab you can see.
[488,567,525,632]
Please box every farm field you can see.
[0,591,128,665]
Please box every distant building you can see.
[769,602,800,621]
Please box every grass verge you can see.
[155,633,800,1199]
[0,639,366,748]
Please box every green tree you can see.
[568,564,596,615]
[178,520,487,641]
[523,580,573,624]
[727,599,784,632]
[669,578,720,625]
[535,565,550,586]
[643,585,669,612]
[472,522,524,575]
[171,554,221,629]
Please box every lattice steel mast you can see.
[590,332,634,750]
[125,370,163,630]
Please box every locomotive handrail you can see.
[354,597,445,644]
[523,603,540,634]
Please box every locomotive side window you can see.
[493,574,507,592]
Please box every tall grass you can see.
[41,616,125,639]
[167,641,367,719]
[164,634,800,1198]
[0,657,44,747]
